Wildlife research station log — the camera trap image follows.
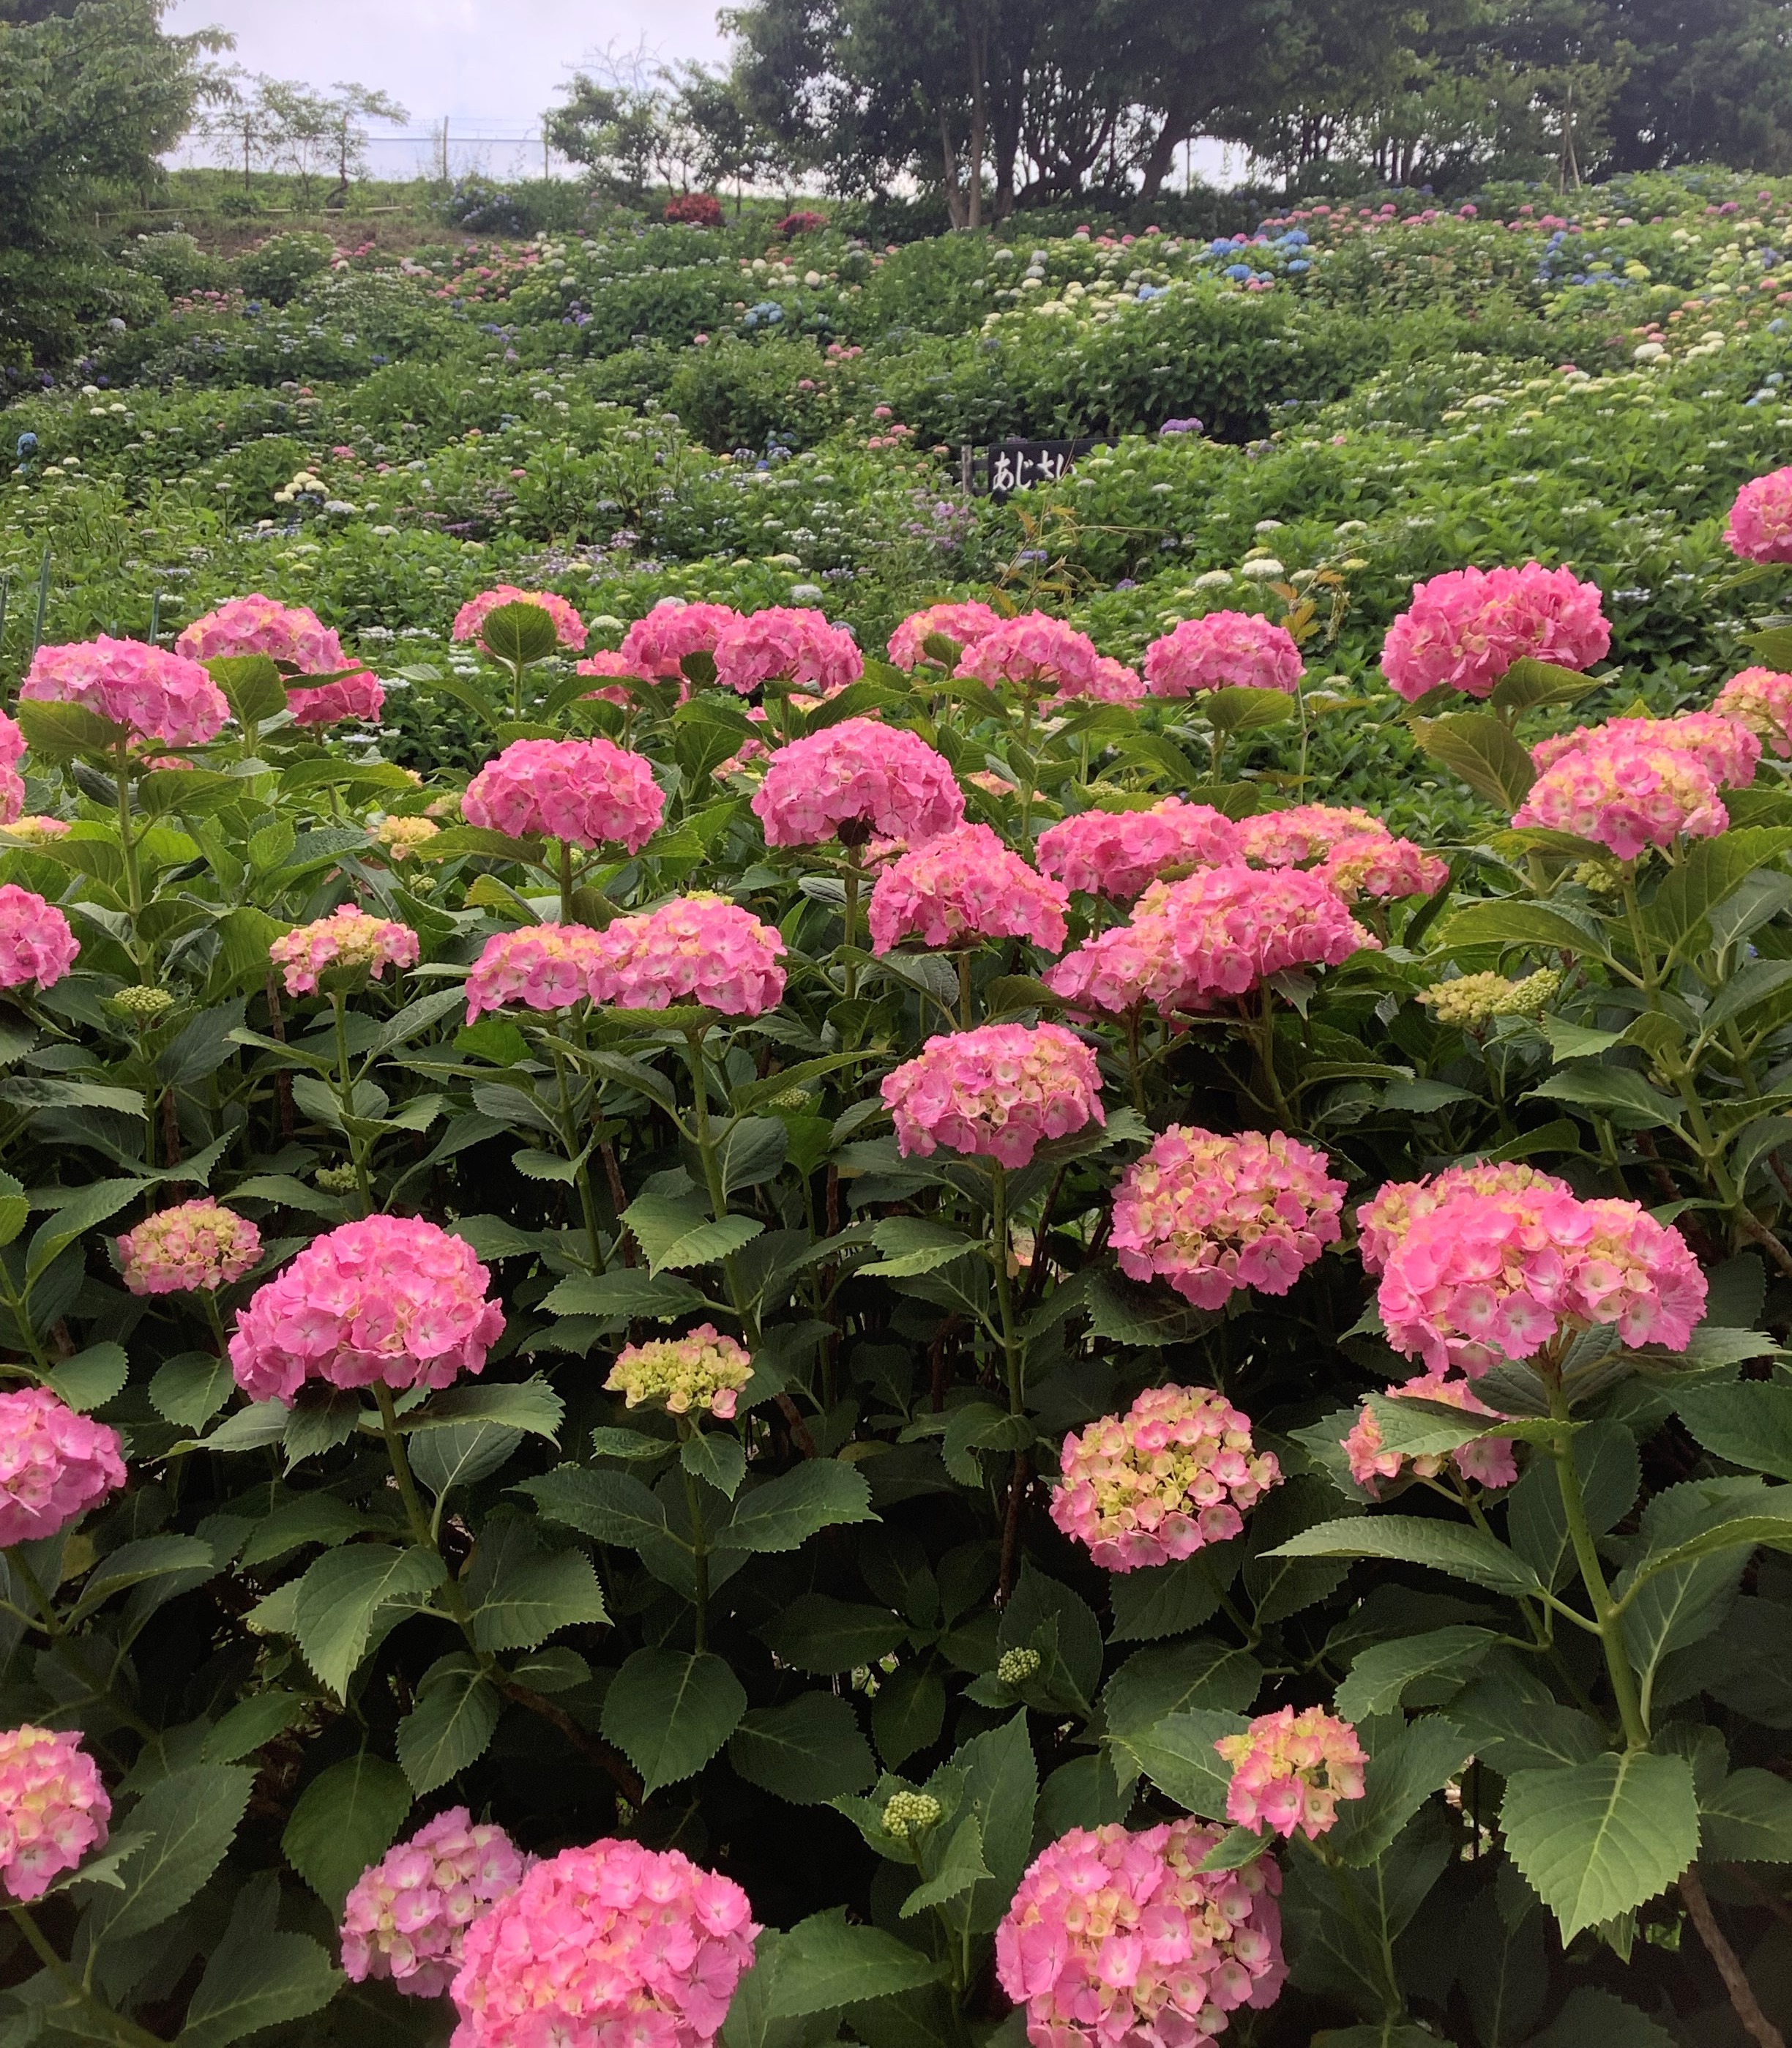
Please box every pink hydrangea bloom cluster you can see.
[620,600,743,678]
[1343,1377,1517,1494]
[452,587,587,652]
[752,718,964,846]
[1036,800,1240,901]
[465,924,604,1022]
[1725,466,1792,563]
[117,1199,261,1295]
[462,737,665,852]
[341,1809,529,2000]
[1356,1161,1569,1275]
[1236,805,1385,868]
[447,1839,759,2048]
[288,672,386,726]
[586,895,786,1016]
[1380,563,1610,703]
[0,887,78,993]
[176,594,349,672]
[1214,1708,1367,1840]
[1530,711,1760,790]
[886,600,1003,669]
[867,824,1068,954]
[1051,1385,1280,1571]
[0,1727,110,1902]
[882,1021,1103,1168]
[1512,729,1733,860]
[1143,612,1304,698]
[1714,667,1792,758]
[23,636,229,748]
[228,1215,506,1404]
[0,1388,125,1546]
[996,1818,1285,2048]
[1321,831,1449,902]
[605,1324,752,1419]
[1053,655,1146,707]
[955,611,1102,697]
[713,606,862,696]
[0,712,25,827]
[1378,1185,1707,1378]
[269,906,419,996]
[575,650,658,709]
[1111,1127,1345,1309]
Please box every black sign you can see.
[962,438,1108,499]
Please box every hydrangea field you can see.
[8,165,1792,2048]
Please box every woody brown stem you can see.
[1682,1863,1785,2048]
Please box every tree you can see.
[322,81,408,207]
[673,62,777,212]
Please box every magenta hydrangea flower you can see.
[751,717,964,846]
[1035,800,1240,901]
[22,636,229,747]
[867,824,1068,954]
[996,1818,1285,2047]
[1051,1385,1280,1571]
[452,587,586,652]
[1143,612,1303,697]
[228,1215,506,1404]
[1714,667,1792,758]
[1380,562,1610,702]
[176,593,350,672]
[886,600,1003,669]
[341,1808,529,2000]
[0,1388,125,1547]
[606,1325,752,1419]
[955,611,1102,697]
[0,711,26,828]
[1111,1127,1344,1309]
[1214,1708,1367,1840]
[881,1021,1103,1168]
[1512,733,1730,859]
[620,600,744,678]
[713,606,862,696]
[465,925,604,1023]
[117,1199,261,1295]
[447,1839,759,2048]
[269,906,419,997]
[287,673,385,726]
[1725,466,1792,562]
[461,737,665,852]
[1236,804,1386,868]
[585,895,785,1016]
[0,1727,110,1902]
[0,887,78,993]
[1343,1377,1517,1494]
[1356,1161,1570,1276]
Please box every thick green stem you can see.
[113,741,150,986]
[559,840,575,925]
[677,1420,711,1653]
[8,1905,168,2048]
[373,1380,477,1634]
[957,950,974,1030]
[990,1164,1023,1415]
[683,1033,763,1348]
[330,991,373,1215]
[1549,1390,1648,1748]
[841,857,862,1001]
[1253,985,1294,1128]
[550,1043,606,1272]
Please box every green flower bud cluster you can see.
[106,986,176,1023]
[882,1791,941,1839]
[996,1647,1042,1686]
[1416,968,1561,1030]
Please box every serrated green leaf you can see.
[397,1664,503,1795]
[176,1874,341,2048]
[765,1910,939,2018]
[1500,1750,1698,1943]
[1414,711,1537,811]
[716,1461,877,1554]
[94,1765,253,1945]
[281,1753,414,1912]
[728,1694,877,1806]
[1266,1515,1543,1596]
[1337,1628,1497,1723]
[601,1646,747,1798]
[291,1544,446,1698]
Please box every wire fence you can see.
[165,126,575,187]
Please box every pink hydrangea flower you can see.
[585,895,785,1016]
[1144,612,1304,697]
[228,1215,506,1404]
[0,887,78,992]
[1236,805,1386,868]
[1214,1708,1367,1840]
[1051,1385,1280,1571]
[176,594,349,673]
[868,824,1068,954]
[447,1839,758,2048]
[0,712,25,827]
[117,1199,261,1295]
[287,673,385,726]
[269,906,419,996]
[342,1808,529,2000]
[23,636,228,747]
[1714,667,1792,758]
[1111,1128,1344,1309]
[1377,1185,1707,1378]
[886,600,1003,669]
[713,606,862,696]
[620,601,744,678]
[452,587,587,652]
[1357,1162,1570,1275]
[955,611,1102,697]
[0,1727,110,1902]
[1530,712,1759,790]
[1036,800,1240,901]
[0,1388,125,1546]
[752,718,963,846]
[465,925,605,1023]
[461,737,665,852]
[1725,466,1792,562]
[1319,830,1449,902]
[1343,1376,1517,1494]
[996,1818,1285,2047]
[881,1021,1103,1168]
[1512,734,1730,859]
[605,1325,752,1419]
[1052,655,1145,707]
[1380,563,1610,702]
[574,650,654,709]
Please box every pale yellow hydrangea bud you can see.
[882,1791,941,1839]
[996,1647,1042,1686]
[605,1324,752,1420]
[1416,969,1561,1030]
[373,815,441,860]
[106,986,176,1024]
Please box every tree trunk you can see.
[1139,81,1198,198]
[938,106,967,229]
[963,1,986,230]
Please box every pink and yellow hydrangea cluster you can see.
[1380,562,1610,702]
[269,906,419,996]
[117,1199,261,1295]
[23,636,229,748]
[176,594,351,672]
[465,924,604,1022]
[1531,710,1760,790]
[1036,800,1240,901]
[0,1726,110,1902]
[1056,655,1146,707]
[867,823,1067,954]
[1143,611,1304,698]
[605,1325,752,1419]
[584,895,786,1016]
[1236,805,1384,868]
[713,606,862,696]
[1110,1127,1345,1309]
[956,611,1102,696]
[1356,1161,1569,1275]
[228,1215,506,1404]
[341,1809,529,2000]
[1214,1708,1367,1841]
[1343,1377,1517,1494]
[996,1818,1285,2048]
[0,887,78,993]
[1236,806,1449,904]
[447,1839,759,2048]
[886,600,1003,669]
[452,587,587,652]
[0,712,25,827]
[1051,1384,1280,1571]
[1512,723,1737,859]
[752,718,964,846]
[620,600,744,678]
[882,1020,1103,1168]
[462,737,665,852]
[1725,466,1792,564]
[0,1388,125,1546]
[1714,666,1792,758]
